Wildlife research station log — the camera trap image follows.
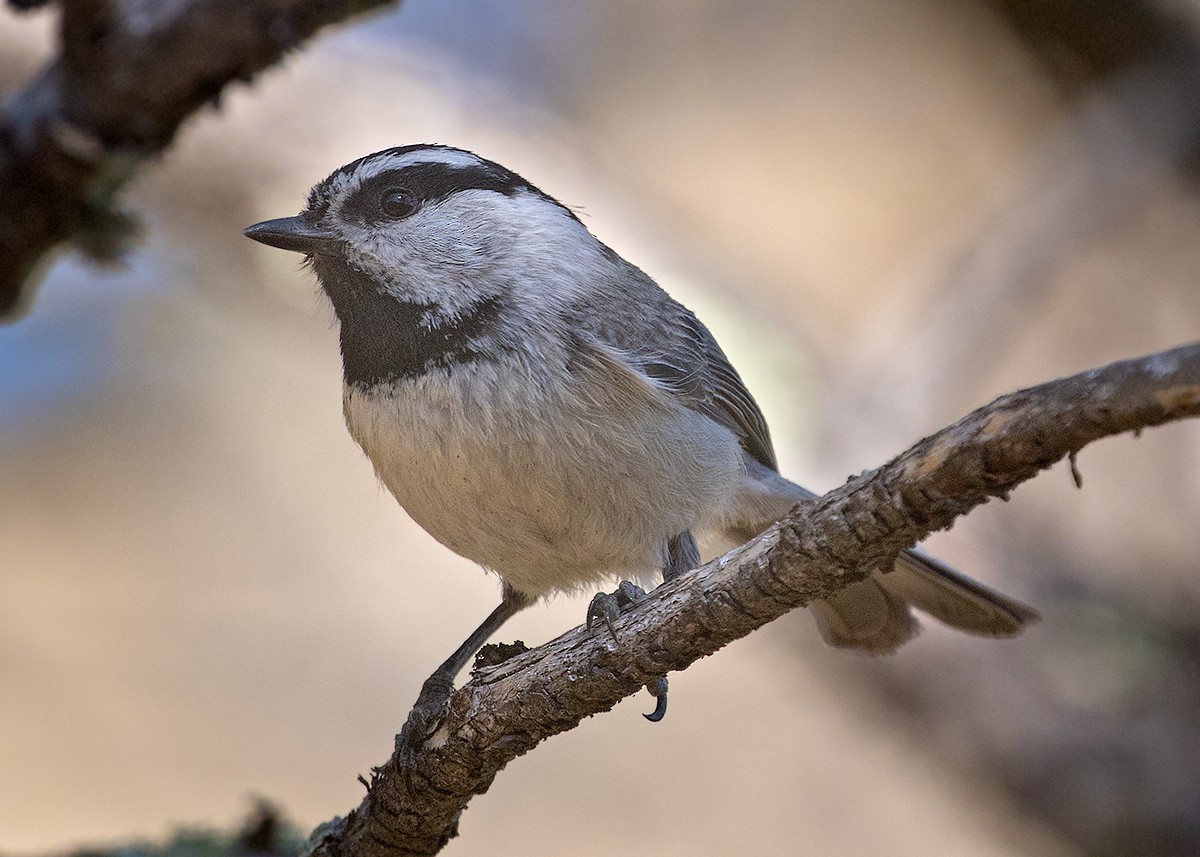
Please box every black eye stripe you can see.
[303,146,581,226]
[339,163,524,225]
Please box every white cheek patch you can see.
[477,192,609,304]
[334,216,493,323]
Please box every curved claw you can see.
[643,676,668,722]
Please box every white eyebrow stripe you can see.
[354,149,486,181]
[316,148,491,211]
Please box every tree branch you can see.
[0,0,405,317]
[305,342,1200,856]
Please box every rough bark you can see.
[304,341,1200,856]
[0,0,404,317]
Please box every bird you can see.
[244,144,1038,723]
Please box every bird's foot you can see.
[396,670,456,768]
[586,580,646,640]
[586,581,670,722]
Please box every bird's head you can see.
[245,144,599,319]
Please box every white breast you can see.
[342,354,745,598]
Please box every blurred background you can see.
[2,1,1200,855]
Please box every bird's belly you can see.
[342,370,744,597]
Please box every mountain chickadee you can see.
[245,144,1037,721]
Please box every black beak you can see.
[243,216,340,254]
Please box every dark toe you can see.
[586,581,647,639]
[586,591,622,639]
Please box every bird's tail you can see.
[807,546,1039,653]
[725,456,1039,653]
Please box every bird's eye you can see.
[379,187,418,219]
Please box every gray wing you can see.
[652,308,780,473]
[570,257,778,472]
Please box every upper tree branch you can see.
[307,342,1200,856]
[0,0,404,317]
